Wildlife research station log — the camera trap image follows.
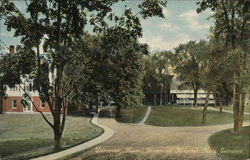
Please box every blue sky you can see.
[0,0,213,53]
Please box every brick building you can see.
[3,83,51,113]
[1,45,53,114]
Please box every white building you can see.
[170,90,215,106]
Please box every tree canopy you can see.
[0,0,167,150]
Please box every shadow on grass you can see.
[68,110,93,118]
[0,112,104,160]
[145,106,249,127]
[1,131,105,160]
[98,109,115,118]
[0,138,53,159]
[115,106,148,124]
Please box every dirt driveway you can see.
[69,117,250,160]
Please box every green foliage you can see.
[197,0,248,48]
[172,41,204,91]
[0,47,36,87]
[143,51,173,93]
[63,33,146,111]
[1,0,167,148]
[199,40,230,91]
[197,0,249,133]
[139,0,167,19]
[227,48,250,93]
[1,0,167,108]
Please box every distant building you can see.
[170,90,215,106]
[1,45,53,114]
[143,90,170,106]
[3,82,51,113]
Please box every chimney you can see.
[9,45,15,54]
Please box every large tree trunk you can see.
[52,0,65,151]
[53,127,62,151]
[232,72,236,106]
[233,84,245,134]
[233,90,241,133]
[53,64,65,150]
[232,44,246,134]
[239,93,245,130]
[53,99,63,150]
[202,91,210,124]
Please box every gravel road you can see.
[69,117,249,160]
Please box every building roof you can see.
[176,94,214,99]
[170,90,208,94]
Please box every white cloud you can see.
[162,8,169,18]
[139,33,191,52]
[180,10,210,30]
[160,22,180,31]
[1,32,12,38]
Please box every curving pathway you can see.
[70,114,249,160]
[138,106,152,125]
[208,107,250,115]
[32,108,114,160]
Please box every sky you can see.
[0,0,213,53]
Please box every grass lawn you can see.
[0,114,103,159]
[145,106,249,127]
[116,106,148,123]
[208,126,250,160]
[221,106,250,113]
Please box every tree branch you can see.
[19,84,54,129]
[45,95,56,117]
[60,96,67,132]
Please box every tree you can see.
[64,34,146,117]
[199,40,230,124]
[143,51,173,105]
[197,0,249,133]
[0,46,36,113]
[172,41,206,107]
[1,0,167,150]
[101,34,147,117]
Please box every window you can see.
[40,100,46,108]
[12,99,17,108]
[29,83,32,91]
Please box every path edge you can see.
[138,105,152,125]
[32,108,114,160]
